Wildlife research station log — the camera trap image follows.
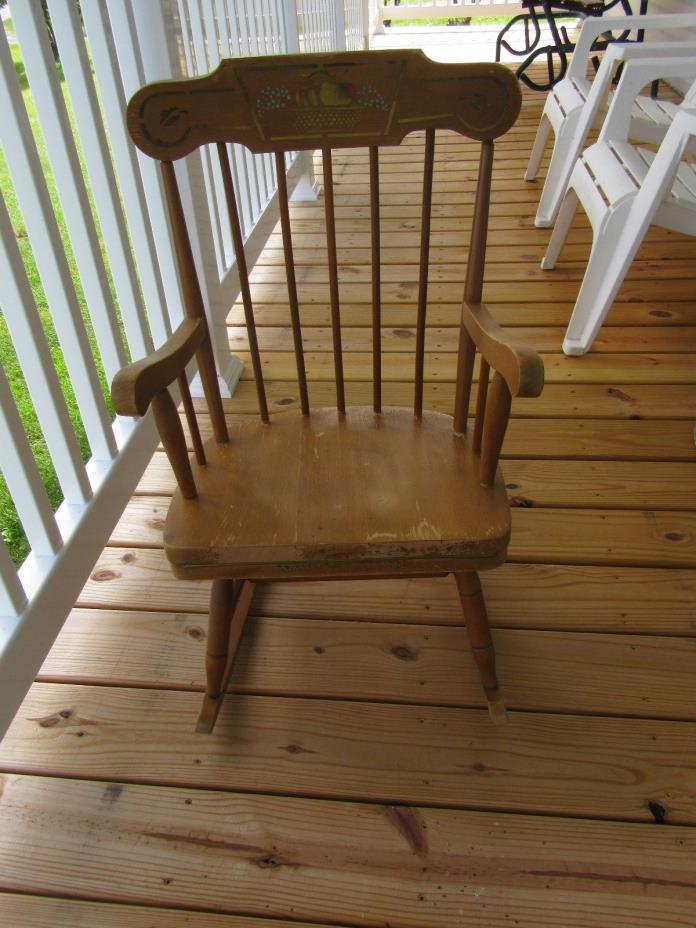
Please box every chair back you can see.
[127,51,521,486]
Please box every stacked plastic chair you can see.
[526,12,696,227]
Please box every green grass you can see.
[0,35,120,565]
[387,16,509,26]
[386,14,576,25]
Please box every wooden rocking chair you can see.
[112,50,544,733]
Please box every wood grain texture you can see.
[109,497,696,569]
[219,379,696,420]
[39,611,696,720]
[227,323,696,354]
[136,451,696,510]
[5,894,696,928]
[245,277,695,303]
[1,776,695,927]
[227,302,696,330]
[232,349,696,385]
[256,238,696,266]
[180,411,696,461]
[162,407,510,575]
[4,687,696,823]
[246,260,696,285]
[78,548,696,635]
[0,896,334,928]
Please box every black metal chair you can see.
[496,0,648,92]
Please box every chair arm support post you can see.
[152,388,197,499]
[453,326,476,435]
[479,372,512,488]
[111,317,206,417]
[161,160,230,443]
[472,358,490,456]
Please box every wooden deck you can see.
[2,76,696,927]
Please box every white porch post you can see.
[362,0,371,48]
[282,0,301,51]
[334,0,348,50]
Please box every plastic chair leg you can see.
[541,187,578,270]
[535,113,584,228]
[562,203,639,355]
[525,111,552,182]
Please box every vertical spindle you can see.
[275,150,309,415]
[322,147,346,413]
[453,140,494,436]
[217,143,269,424]
[160,161,229,443]
[414,129,435,417]
[464,140,494,306]
[369,146,381,414]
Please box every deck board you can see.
[38,612,696,720]
[2,64,696,926]
[108,495,696,567]
[77,547,696,634]
[7,686,696,822]
[136,450,696,507]
[2,776,696,927]
[4,894,696,928]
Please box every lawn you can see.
[1,22,119,566]
[386,17,511,26]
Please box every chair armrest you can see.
[572,41,696,141]
[461,301,544,398]
[111,318,206,416]
[569,12,696,82]
[629,106,696,218]
[598,55,696,144]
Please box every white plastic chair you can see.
[541,56,696,356]
[525,12,696,228]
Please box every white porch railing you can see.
[379,0,527,22]
[0,0,372,738]
[297,0,375,51]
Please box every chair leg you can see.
[525,111,552,182]
[541,187,578,271]
[534,110,584,228]
[562,200,638,356]
[197,579,255,734]
[454,572,507,725]
[204,579,238,700]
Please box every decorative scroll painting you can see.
[127,50,521,159]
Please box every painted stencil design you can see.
[255,76,390,134]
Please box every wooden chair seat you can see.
[165,406,510,581]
